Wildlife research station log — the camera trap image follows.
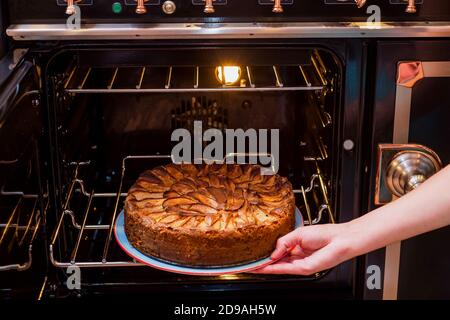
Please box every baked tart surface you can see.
[124,163,295,267]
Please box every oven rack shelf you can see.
[50,155,335,269]
[0,191,44,271]
[62,63,327,94]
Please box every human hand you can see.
[251,223,360,275]
[252,165,450,276]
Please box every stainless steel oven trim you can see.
[383,60,450,300]
[6,22,450,41]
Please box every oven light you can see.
[215,66,242,86]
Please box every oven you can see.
[0,0,449,301]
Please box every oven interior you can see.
[4,45,344,294]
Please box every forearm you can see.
[348,164,450,256]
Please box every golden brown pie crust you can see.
[124,163,295,267]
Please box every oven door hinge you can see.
[9,48,29,71]
[0,48,29,87]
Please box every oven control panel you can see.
[5,0,450,24]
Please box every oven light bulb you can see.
[215,66,242,86]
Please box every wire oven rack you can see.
[0,189,46,271]
[50,154,335,269]
[62,61,328,94]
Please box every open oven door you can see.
[364,40,450,300]
[0,1,7,60]
[0,50,47,299]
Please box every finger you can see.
[252,243,345,275]
[250,260,311,275]
[289,245,308,258]
[287,243,343,275]
[248,255,293,274]
[250,254,310,274]
[271,229,302,260]
[249,262,294,274]
[272,255,296,264]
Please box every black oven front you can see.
[0,0,449,301]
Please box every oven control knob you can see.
[135,0,148,14]
[65,0,80,15]
[406,0,417,13]
[162,1,177,14]
[204,0,215,14]
[272,0,283,13]
[162,1,176,14]
[354,0,367,9]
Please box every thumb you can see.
[271,229,302,260]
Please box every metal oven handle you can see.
[375,144,443,205]
[385,149,442,198]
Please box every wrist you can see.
[340,217,379,258]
